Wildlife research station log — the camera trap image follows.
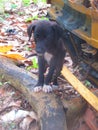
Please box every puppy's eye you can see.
[35,34,40,39]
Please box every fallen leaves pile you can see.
[0,0,50,70]
[0,84,39,130]
[0,1,50,130]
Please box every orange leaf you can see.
[32,42,36,49]
[0,45,13,53]
[2,53,26,60]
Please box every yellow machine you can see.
[48,0,98,86]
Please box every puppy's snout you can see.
[36,47,44,55]
[36,47,42,53]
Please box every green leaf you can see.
[33,0,46,4]
[24,46,32,51]
[0,17,4,22]
[4,13,10,18]
[25,16,49,23]
[0,3,4,14]
[26,66,33,70]
[26,57,38,70]
[32,57,38,69]
[22,0,30,6]
[25,16,38,22]
[0,82,3,86]
[40,17,49,20]
[11,4,17,9]
[85,80,91,86]
[18,12,24,16]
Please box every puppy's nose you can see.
[36,48,43,54]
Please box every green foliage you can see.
[2,122,16,130]
[0,0,14,21]
[0,82,3,86]
[33,0,46,4]
[27,57,38,70]
[24,45,32,51]
[25,15,49,22]
[0,0,5,2]
[84,80,91,87]
[11,4,17,9]
[0,3,4,14]
[32,57,38,69]
[22,0,47,6]
[0,13,10,23]
[0,17,4,22]
[18,11,24,16]
[22,0,31,6]
[40,17,49,20]
[25,16,38,22]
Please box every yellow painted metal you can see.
[68,0,91,15]
[49,0,63,19]
[62,66,98,111]
[67,0,98,49]
[73,28,98,48]
[91,10,98,48]
[51,0,64,7]
[50,0,98,49]
[71,14,98,48]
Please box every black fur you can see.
[27,20,66,92]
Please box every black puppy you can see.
[27,20,66,93]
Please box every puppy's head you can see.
[27,20,63,55]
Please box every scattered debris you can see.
[0,1,49,130]
[0,84,39,130]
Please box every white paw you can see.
[33,86,42,92]
[43,85,53,93]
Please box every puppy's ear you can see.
[27,24,35,41]
[27,21,38,41]
[52,23,63,41]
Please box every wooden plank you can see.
[61,66,98,111]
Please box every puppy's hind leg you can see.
[52,51,65,88]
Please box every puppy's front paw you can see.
[43,85,53,93]
[33,86,42,92]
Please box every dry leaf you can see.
[32,42,36,49]
[0,88,6,96]
[20,116,33,130]
[2,53,26,60]
[0,45,13,53]
[8,100,21,107]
